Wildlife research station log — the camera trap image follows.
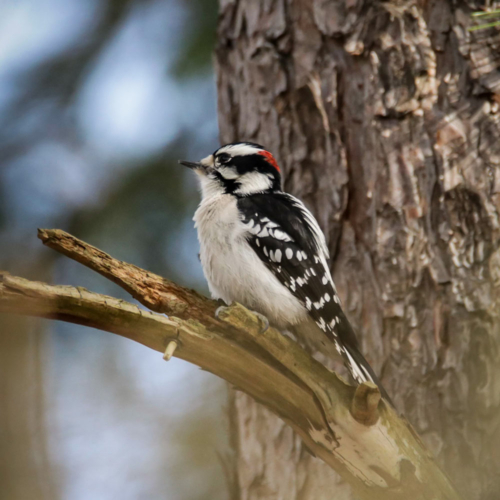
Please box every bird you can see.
[179,142,391,403]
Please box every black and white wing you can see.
[238,193,391,401]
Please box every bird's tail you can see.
[341,343,393,405]
[289,317,393,405]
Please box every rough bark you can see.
[215,2,500,499]
[0,230,462,500]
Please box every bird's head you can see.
[179,142,281,197]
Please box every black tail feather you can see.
[342,343,393,406]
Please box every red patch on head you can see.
[258,150,280,172]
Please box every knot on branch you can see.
[350,381,381,426]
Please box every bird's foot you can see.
[215,304,269,333]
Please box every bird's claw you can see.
[215,305,230,320]
[251,311,269,334]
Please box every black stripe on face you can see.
[212,170,237,192]
[230,154,281,191]
[230,154,271,174]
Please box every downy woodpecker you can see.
[180,142,391,402]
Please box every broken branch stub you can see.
[350,381,381,426]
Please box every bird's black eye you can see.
[217,153,231,164]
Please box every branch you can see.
[0,229,462,500]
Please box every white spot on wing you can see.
[283,194,330,260]
[273,229,292,241]
[334,340,342,354]
[343,348,371,384]
[259,227,269,238]
[316,318,327,331]
[314,299,325,309]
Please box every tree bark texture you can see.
[216,2,500,499]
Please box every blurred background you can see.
[0,1,231,499]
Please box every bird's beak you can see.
[178,160,203,170]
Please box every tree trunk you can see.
[0,317,57,500]
[216,2,500,499]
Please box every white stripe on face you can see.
[233,171,273,195]
[217,144,262,157]
[218,166,239,179]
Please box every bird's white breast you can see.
[193,193,307,327]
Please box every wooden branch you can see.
[0,229,462,500]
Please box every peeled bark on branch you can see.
[0,229,461,500]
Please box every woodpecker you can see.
[180,142,391,402]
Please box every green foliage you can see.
[172,0,218,77]
[470,9,500,31]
